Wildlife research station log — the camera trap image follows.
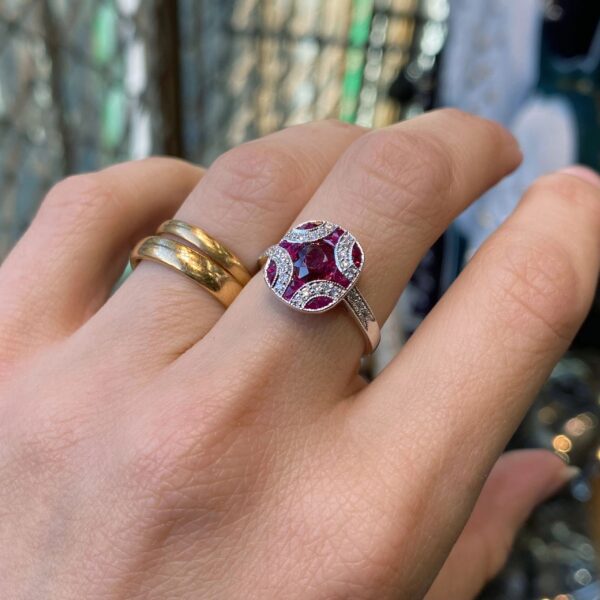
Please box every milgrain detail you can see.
[264,246,293,296]
[344,287,376,330]
[283,221,336,243]
[334,231,361,280]
[289,280,346,311]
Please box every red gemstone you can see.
[352,243,363,268]
[329,229,342,243]
[305,296,334,310]
[297,221,321,230]
[266,259,277,285]
[298,244,328,277]
[273,222,362,309]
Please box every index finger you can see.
[348,169,600,581]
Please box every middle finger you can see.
[193,109,522,396]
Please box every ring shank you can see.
[343,287,380,354]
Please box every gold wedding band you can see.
[157,219,251,285]
[130,236,243,307]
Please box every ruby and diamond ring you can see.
[262,220,380,354]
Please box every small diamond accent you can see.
[345,287,375,329]
[265,245,293,295]
[290,280,346,311]
[283,221,337,243]
[335,231,362,280]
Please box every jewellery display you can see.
[261,220,380,354]
[157,219,251,285]
[130,235,243,307]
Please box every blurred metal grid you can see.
[0,0,166,258]
[0,0,426,258]
[177,0,422,164]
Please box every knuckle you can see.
[484,233,583,344]
[126,393,248,499]
[342,127,455,231]
[123,369,280,519]
[7,407,86,480]
[437,106,489,127]
[125,429,191,501]
[207,140,309,220]
[433,106,476,125]
[39,174,116,230]
[526,173,600,223]
[122,422,211,517]
[125,432,248,529]
[529,172,583,200]
[436,107,511,144]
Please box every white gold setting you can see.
[282,221,337,243]
[334,230,361,281]
[289,280,346,312]
[261,220,380,354]
[264,245,293,296]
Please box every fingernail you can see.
[560,165,600,188]
[562,465,581,483]
[539,465,581,504]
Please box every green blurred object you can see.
[340,0,373,123]
[92,3,118,65]
[101,87,127,151]
[0,0,164,258]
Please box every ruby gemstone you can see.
[305,296,334,310]
[352,243,363,268]
[297,221,320,230]
[266,259,277,285]
[279,226,354,301]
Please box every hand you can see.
[1,110,598,599]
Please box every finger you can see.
[306,108,520,330]
[361,168,600,460]
[0,158,202,366]
[84,120,367,374]
[426,451,575,600]
[201,109,522,396]
[352,169,600,585]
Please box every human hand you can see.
[1,111,598,599]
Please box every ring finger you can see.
[81,120,366,374]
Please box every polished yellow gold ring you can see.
[157,219,251,285]
[130,236,243,307]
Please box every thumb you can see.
[425,449,577,600]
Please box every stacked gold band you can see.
[157,219,251,285]
[130,221,251,307]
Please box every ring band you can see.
[157,219,251,285]
[342,287,380,354]
[131,236,243,307]
[261,220,380,354]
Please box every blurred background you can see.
[0,0,599,598]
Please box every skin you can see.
[0,110,599,599]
